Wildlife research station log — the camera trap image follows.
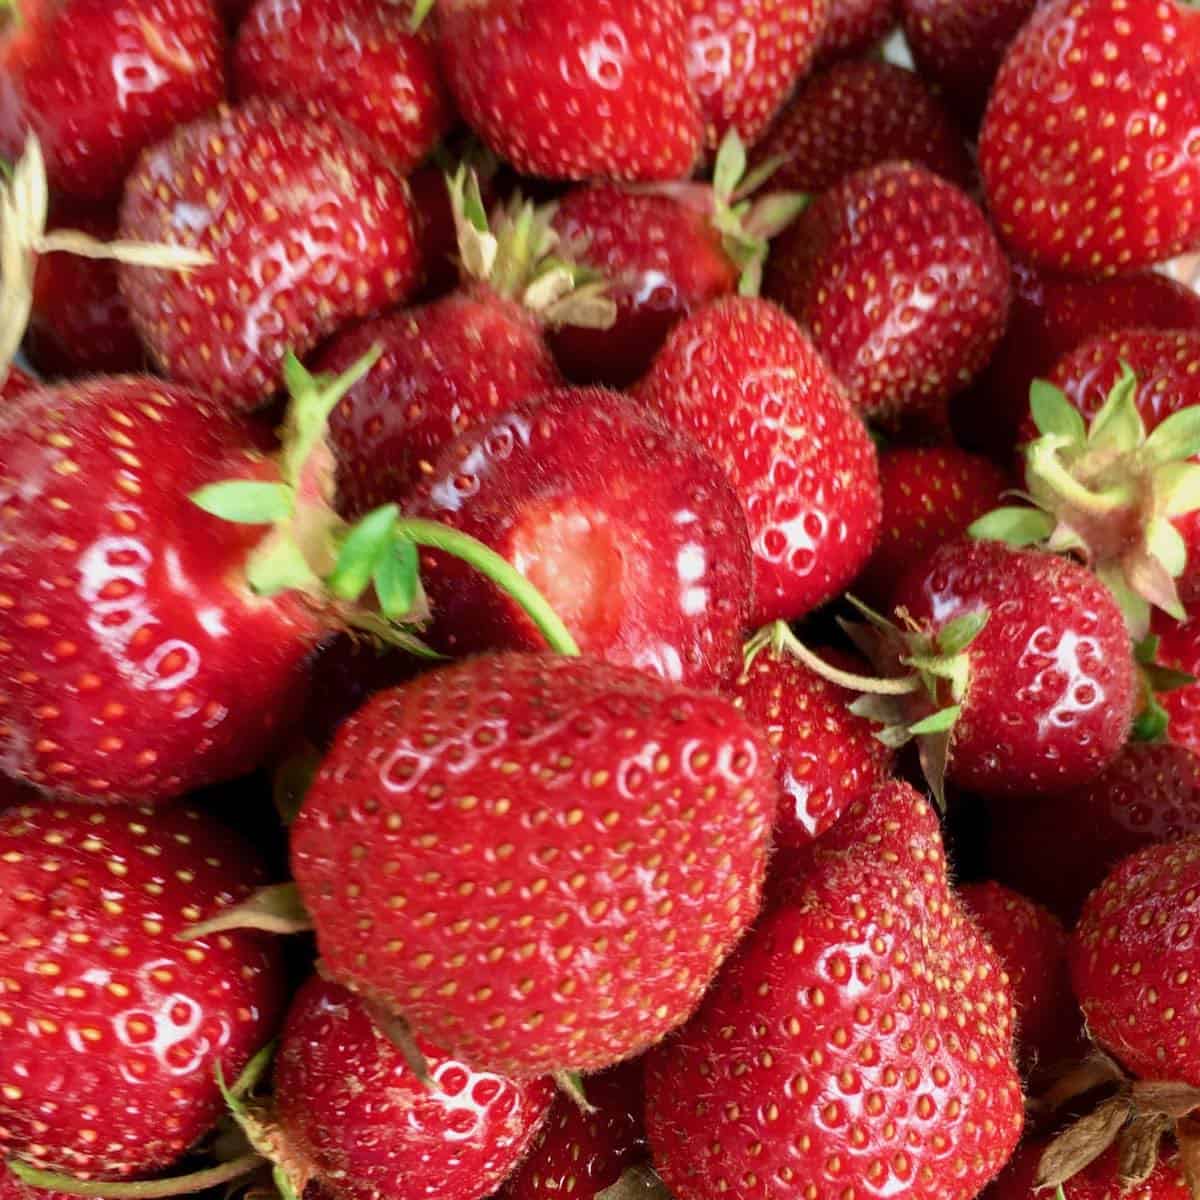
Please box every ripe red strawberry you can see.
[684,0,827,156]
[435,0,702,183]
[1,365,36,402]
[0,0,226,201]
[234,0,453,173]
[753,59,973,195]
[291,651,777,1078]
[406,387,754,690]
[501,1059,647,1200]
[635,296,880,625]
[644,779,1024,1200]
[984,1141,1190,1200]
[0,802,285,1178]
[856,445,1009,608]
[764,161,1010,433]
[979,0,1200,276]
[815,0,896,63]
[1155,613,1200,758]
[118,98,420,411]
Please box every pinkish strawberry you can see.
[984,1141,1190,1200]
[814,0,896,63]
[435,0,702,182]
[635,296,880,625]
[979,0,1200,276]
[290,651,777,1078]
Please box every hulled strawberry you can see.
[118,98,420,411]
[979,0,1200,275]
[435,0,702,182]
[290,651,777,1078]
[635,296,880,625]
[814,0,896,63]
[984,1141,1190,1200]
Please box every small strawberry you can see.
[753,59,973,195]
[0,0,226,201]
[635,296,880,626]
[233,0,454,173]
[0,802,285,1179]
[435,0,702,183]
[290,651,777,1078]
[984,1141,1190,1200]
[118,98,421,412]
[814,0,896,63]
[979,0,1200,276]
[764,161,1010,433]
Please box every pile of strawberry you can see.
[1,2,1200,1200]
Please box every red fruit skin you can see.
[0,1176,77,1200]
[1072,837,1200,1086]
[983,1141,1189,1200]
[319,287,560,517]
[435,0,702,182]
[985,743,1200,923]
[407,388,754,691]
[549,185,738,388]
[636,297,880,625]
[234,0,453,173]
[1,366,36,402]
[274,977,555,1200]
[1157,612,1200,759]
[814,0,896,63]
[0,377,322,804]
[893,539,1137,798]
[979,0,1200,276]
[764,161,1010,432]
[754,59,973,195]
[0,0,226,201]
[856,445,1009,609]
[118,98,420,412]
[684,0,828,155]
[501,1060,647,1200]
[0,803,285,1178]
[291,652,776,1078]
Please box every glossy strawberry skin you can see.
[118,98,420,412]
[291,652,776,1078]
[764,162,1010,432]
[814,0,896,63]
[0,802,285,1178]
[406,388,753,692]
[0,0,226,201]
[274,976,555,1200]
[893,539,1137,798]
[435,0,702,182]
[984,1141,1190,1200]
[0,377,322,804]
[979,0,1200,276]
[636,297,880,625]
[319,287,560,518]
[753,59,972,195]
[234,0,453,172]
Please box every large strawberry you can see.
[435,0,702,182]
[290,651,777,1079]
[0,0,226,201]
[979,0,1200,276]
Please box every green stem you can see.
[8,1155,265,1199]
[748,621,921,696]
[394,518,581,656]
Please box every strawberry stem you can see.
[744,620,920,695]
[7,1155,265,1199]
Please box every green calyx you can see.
[409,0,435,32]
[969,368,1200,638]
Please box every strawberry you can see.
[635,296,879,626]
[1156,612,1200,758]
[233,0,453,173]
[984,1141,1190,1200]
[753,59,973,195]
[290,651,777,1078]
[0,801,285,1179]
[405,387,754,690]
[814,0,896,63]
[979,0,1200,276]
[0,0,226,201]
[117,97,420,412]
[764,161,1010,433]
[1,365,36,402]
[644,779,1024,1200]
[435,0,702,183]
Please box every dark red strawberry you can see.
[118,98,420,412]
[1156,612,1200,758]
[234,0,453,173]
[0,0,226,201]
[814,0,896,63]
[635,296,880,625]
[291,651,777,1078]
[406,387,754,690]
[0,802,285,1179]
[435,0,702,182]
[979,0,1200,276]
[753,59,973,194]
[984,1141,1190,1200]
[764,161,1010,433]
